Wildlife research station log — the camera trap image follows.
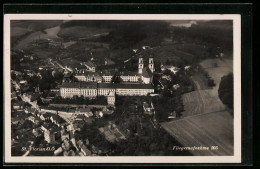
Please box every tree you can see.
[218,73,233,111]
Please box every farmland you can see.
[57,26,110,40]
[161,58,234,155]
[181,58,233,117]
[161,110,233,156]
[200,59,233,94]
[11,20,63,49]
[190,74,209,90]
[181,89,226,117]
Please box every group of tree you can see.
[218,73,233,113]
[51,95,107,105]
[60,20,170,50]
[170,20,233,57]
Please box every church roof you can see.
[142,67,153,78]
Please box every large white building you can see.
[59,82,97,98]
[59,82,154,98]
[74,72,102,83]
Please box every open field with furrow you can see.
[161,111,233,155]
[181,89,226,117]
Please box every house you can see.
[77,140,84,148]
[75,72,102,83]
[76,107,93,117]
[162,75,172,81]
[50,114,66,127]
[13,102,22,110]
[61,129,70,141]
[81,145,91,156]
[99,70,116,83]
[54,147,63,156]
[62,138,71,151]
[40,113,52,121]
[73,120,85,131]
[41,124,59,144]
[173,84,180,90]
[168,111,177,119]
[11,92,17,99]
[95,111,103,118]
[28,116,42,125]
[184,65,191,71]
[83,61,96,72]
[161,65,180,74]
[11,117,25,125]
[32,128,42,137]
[143,102,155,115]
[75,114,86,121]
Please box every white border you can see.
[4,14,241,163]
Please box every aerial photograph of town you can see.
[10,19,234,157]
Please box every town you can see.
[11,20,234,156]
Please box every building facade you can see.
[59,82,154,98]
[59,82,97,98]
[75,72,102,83]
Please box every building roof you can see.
[115,83,154,89]
[142,67,153,78]
[59,82,97,89]
[75,72,100,77]
[98,83,116,89]
[119,71,138,76]
[143,102,150,109]
[84,61,96,68]
[98,70,116,76]
[81,145,91,155]
[43,113,52,118]
[51,114,66,124]
[78,107,92,112]
[76,114,86,120]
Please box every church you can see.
[59,51,155,99]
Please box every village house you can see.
[161,65,180,74]
[40,113,52,121]
[28,115,42,125]
[82,61,96,72]
[74,72,102,83]
[32,127,42,137]
[143,102,155,115]
[98,70,116,83]
[61,129,70,141]
[12,102,22,110]
[41,124,59,144]
[76,107,93,117]
[62,138,71,151]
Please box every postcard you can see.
[4,14,241,163]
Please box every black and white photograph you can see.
[4,14,241,163]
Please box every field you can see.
[13,26,61,50]
[161,111,233,156]
[11,20,63,31]
[161,58,234,155]
[181,89,226,117]
[11,20,63,49]
[190,74,209,90]
[200,59,233,94]
[181,58,233,117]
[57,26,110,40]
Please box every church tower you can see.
[138,55,144,74]
[148,55,154,73]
